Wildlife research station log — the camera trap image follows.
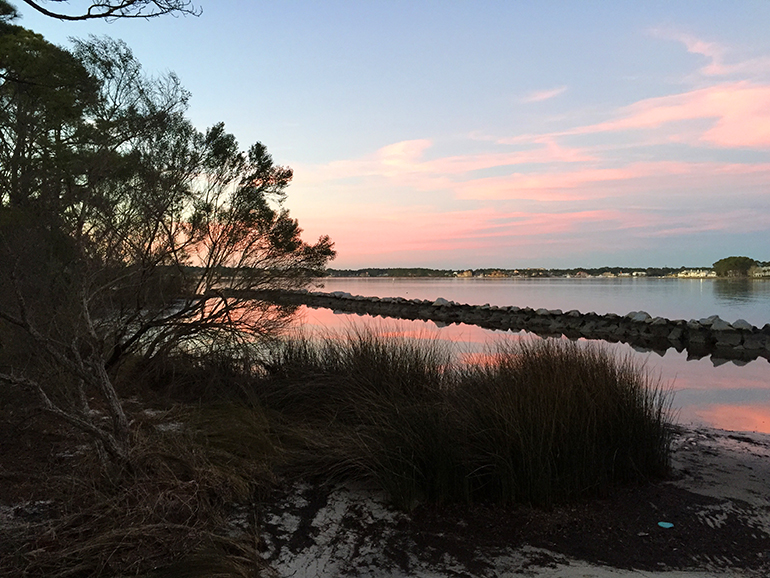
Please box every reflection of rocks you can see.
[249,290,770,363]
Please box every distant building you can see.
[751,266,770,278]
[456,270,473,278]
[677,269,716,278]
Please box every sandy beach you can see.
[258,425,770,577]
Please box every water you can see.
[291,278,770,434]
[316,277,770,327]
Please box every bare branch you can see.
[21,0,200,21]
[0,371,127,462]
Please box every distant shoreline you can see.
[324,272,770,280]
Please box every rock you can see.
[566,310,582,317]
[743,335,767,350]
[631,311,651,322]
[330,291,353,299]
[548,309,563,316]
[432,297,450,306]
[535,308,550,316]
[688,331,708,344]
[732,319,754,331]
[711,318,733,331]
[651,317,668,326]
[714,331,742,346]
[668,327,683,341]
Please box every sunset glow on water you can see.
[293,305,770,434]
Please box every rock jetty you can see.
[254,289,770,362]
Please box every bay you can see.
[317,277,770,327]
[291,278,770,434]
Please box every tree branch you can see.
[21,0,200,21]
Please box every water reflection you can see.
[293,305,770,434]
[713,278,770,307]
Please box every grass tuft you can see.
[256,330,673,509]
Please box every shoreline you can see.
[259,424,770,577]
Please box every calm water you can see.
[292,278,770,434]
[317,277,770,327]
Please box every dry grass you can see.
[0,403,277,577]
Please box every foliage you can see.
[712,256,757,277]
[0,25,333,466]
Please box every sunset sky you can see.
[17,1,770,268]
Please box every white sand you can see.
[259,426,770,578]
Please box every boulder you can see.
[668,327,683,341]
[432,297,450,306]
[743,335,768,350]
[630,311,651,322]
[714,331,742,347]
[688,331,709,344]
[732,319,754,331]
[710,318,733,331]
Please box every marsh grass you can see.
[257,330,673,509]
[1,328,673,575]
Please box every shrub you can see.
[257,330,673,509]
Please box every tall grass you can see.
[2,329,673,575]
[257,330,673,509]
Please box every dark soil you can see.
[407,483,770,573]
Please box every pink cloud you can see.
[651,29,728,76]
[651,28,770,78]
[453,161,707,201]
[298,206,641,264]
[572,83,770,148]
[521,86,568,103]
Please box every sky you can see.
[13,1,770,269]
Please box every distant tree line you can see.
[325,266,694,278]
[327,268,454,278]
